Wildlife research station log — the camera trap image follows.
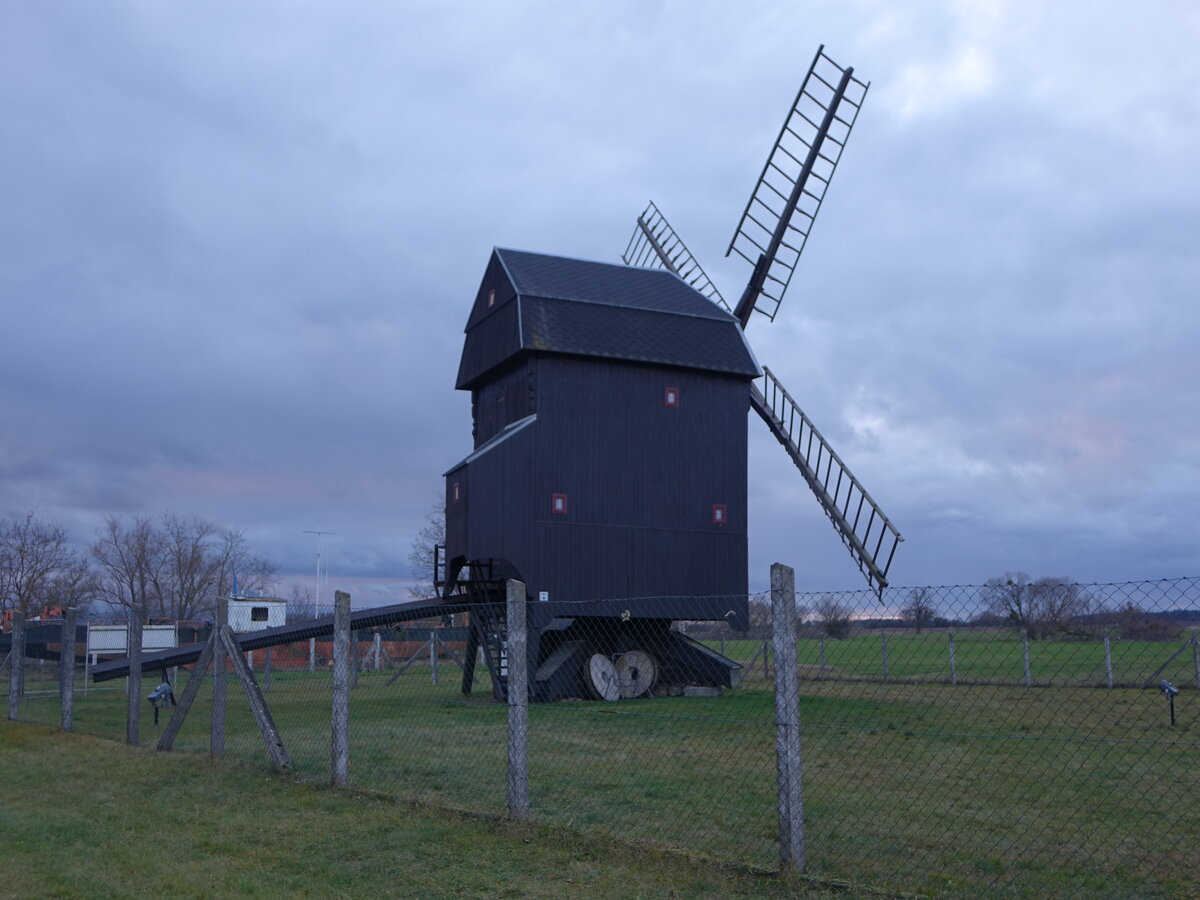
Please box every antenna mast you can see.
[303,529,337,615]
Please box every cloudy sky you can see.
[3,1,1197,606]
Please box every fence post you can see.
[948,631,957,686]
[507,579,529,820]
[332,590,351,787]
[7,611,24,721]
[772,562,805,872]
[1192,630,1199,691]
[374,631,383,672]
[126,603,144,745]
[1022,629,1031,687]
[212,596,227,758]
[61,607,77,732]
[1104,630,1114,689]
[263,647,272,693]
[308,636,316,673]
[881,633,890,682]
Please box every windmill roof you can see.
[456,248,759,388]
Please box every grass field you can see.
[13,643,1200,898]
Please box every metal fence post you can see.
[1104,630,1114,689]
[126,603,144,745]
[332,590,351,787]
[1022,629,1031,687]
[7,611,24,721]
[212,596,227,758]
[772,562,805,872]
[61,607,77,732]
[1192,630,1199,690]
[948,631,957,686]
[506,579,529,820]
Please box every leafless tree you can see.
[814,594,852,639]
[903,587,938,633]
[407,498,446,601]
[981,572,1092,640]
[91,515,163,620]
[0,511,90,616]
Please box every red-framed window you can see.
[552,493,568,515]
[487,288,496,308]
[452,482,461,503]
[712,504,727,525]
[664,386,680,408]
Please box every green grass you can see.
[14,657,1200,897]
[1,721,847,899]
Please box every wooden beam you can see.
[219,626,291,774]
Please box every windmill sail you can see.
[728,46,869,326]
[623,201,730,312]
[752,367,901,597]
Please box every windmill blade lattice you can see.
[728,46,869,325]
[752,367,901,597]
[623,201,730,312]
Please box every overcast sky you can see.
[3,1,1198,607]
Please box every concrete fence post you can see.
[332,590,351,787]
[772,562,805,872]
[1022,629,1032,687]
[126,603,144,746]
[308,636,316,673]
[506,579,529,820]
[948,631,958,686]
[7,611,24,721]
[212,596,227,758]
[374,632,383,672]
[61,607,78,732]
[1192,629,1199,691]
[1104,630,1114,689]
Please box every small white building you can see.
[227,596,287,632]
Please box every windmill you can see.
[622,45,902,597]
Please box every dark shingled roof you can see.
[456,248,759,388]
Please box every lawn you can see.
[13,648,1200,897]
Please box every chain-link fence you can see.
[5,575,1199,897]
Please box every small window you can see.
[552,493,568,515]
[452,481,461,503]
[664,386,680,408]
[250,606,269,622]
[487,288,496,308]
[712,504,727,525]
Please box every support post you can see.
[126,604,144,745]
[948,631,957,686]
[506,579,529,820]
[308,636,316,673]
[263,647,272,693]
[881,633,890,682]
[1104,630,1114,689]
[60,607,77,732]
[158,632,217,751]
[220,626,291,773]
[7,612,24,721]
[772,562,805,872]
[1193,630,1199,691]
[1022,629,1031,687]
[212,597,227,758]
[331,590,350,787]
[374,632,382,672]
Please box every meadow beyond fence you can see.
[5,576,1199,898]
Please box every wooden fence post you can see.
[60,607,77,732]
[126,604,144,745]
[948,632,957,686]
[1022,630,1031,687]
[7,611,24,721]
[507,579,529,820]
[212,596,227,758]
[332,591,351,787]
[772,562,805,872]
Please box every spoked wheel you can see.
[614,649,657,699]
[583,653,622,701]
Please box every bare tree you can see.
[407,499,446,601]
[288,583,315,622]
[903,587,938,633]
[814,595,852,639]
[0,512,89,616]
[981,572,1091,640]
[91,515,163,621]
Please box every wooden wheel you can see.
[583,653,621,701]
[614,649,657,698]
